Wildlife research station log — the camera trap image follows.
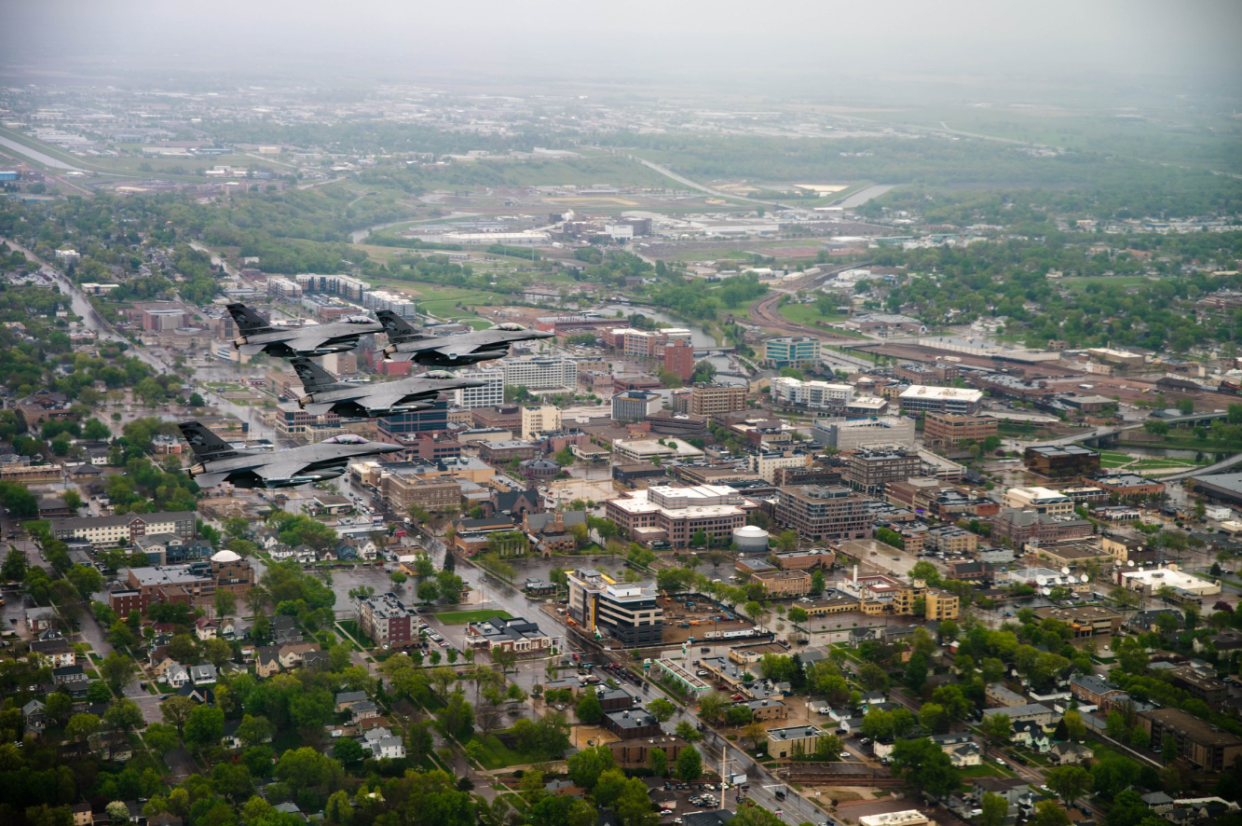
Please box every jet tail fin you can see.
[178,421,242,460]
[227,303,275,334]
[376,309,422,343]
[289,356,339,391]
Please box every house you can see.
[89,730,134,762]
[26,606,57,633]
[982,703,1057,728]
[1012,720,1051,753]
[1070,673,1125,707]
[1049,742,1093,765]
[190,663,218,685]
[351,701,381,722]
[255,646,281,678]
[30,639,76,668]
[969,778,1034,820]
[22,699,46,732]
[194,618,217,641]
[176,684,215,705]
[336,690,368,712]
[272,616,301,645]
[362,726,405,759]
[278,642,320,669]
[72,804,93,826]
[931,732,982,767]
[303,648,331,670]
[218,618,236,638]
[985,683,1029,708]
[54,665,90,696]
[165,662,191,688]
[221,717,271,750]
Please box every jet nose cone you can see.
[535,330,556,339]
[377,443,404,453]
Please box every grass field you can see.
[436,609,512,625]
[778,303,868,337]
[1098,448,1210,471]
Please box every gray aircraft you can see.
[179,421,401,489]
[376,309,554,366]
[289,357,487,418]
[228,302,384,358]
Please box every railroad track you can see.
[746,261,871,343]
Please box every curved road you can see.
[629,155,795,211]
[747,261,873,343]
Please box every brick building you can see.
[923,412,998,450]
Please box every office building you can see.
[767,725,828,759]
[775,485,871,542]
[764,336,821,368]
[771,377,854,411]
[606,484,752,548]
[689,383,748,416]
[375,400,450,437]
[566,568,664,647]
[990,509,1094,546]
[502,357,577,390]
[923,412,998,450]
[842,446,926,495]
[1090,473,1166,498]
[357,592,415,648]
[613,390,663,424]
[453,368,505,410]
[812,416,915,451]
[663,340,696,382]
[465,616,552,653]
[1031,605,1123,637]
[1024,445,1101,479]
[897,385,984,415]
[749,450,811,483]
[521,404,562,440]
[751,569,812,598]
[1002,487,1074,515]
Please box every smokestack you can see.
[853,564,858,584]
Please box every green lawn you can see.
[464,733,542,770]
[777,303,868,338]
[435,609,513,625]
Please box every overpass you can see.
[1030,424,1141,448]
[1164,452,1242,482]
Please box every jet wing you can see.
[193,471,232,488]
[286,328,348,352]
[253,457,313,483]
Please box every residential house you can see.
[272,616,301,645]
[362,727,405,759]
[22,699,46,732]
[89,730,134,762]
[194,618,217,641]
[176,684,215,705]
[190,663,218,685]
[72,804,92,826]
[255,646,281,678]
[30,639,76,668]
[278,642,320,669]
[1012,720,1051,753]
[336,690,368,712]
[54,665,90,697]
[26,607,57,633]
[165,662,190,689]
[351,701,381,723]
[932,732,982,767]
[1049,742,1093,765]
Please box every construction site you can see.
[658,592,761,646]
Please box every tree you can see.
[980,713,1012,747]
[576,689,604,724]
[1,546,27,581]
[675,719,704,743]
[1062,708,1087,741]
[858,662,890,691]
[184,705,225,750]
[44,691,74,725]
[647,697,676,723]
[1032,801,1071,826]
[237,714,274,748]
[1046,765,1093,806]
[568,745,616,790]
[980,792,1009,826]
[106,801,131,824]
[161,696,195,734]
[104,698,144,731]
[674,745,703,782]
[775,530,798,552]
[204,637,233,667]
[333,737,366,766]
[416,579,440,603]
[100,652,134,692]
[214,588,237,619]
[65,713,100,742]
[890,737,960,798]
[144,722,179,754]
[648,746,668,777]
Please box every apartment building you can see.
[812,416,916,451]
[775,485,871,542]
[380,473,463,514]
[1139,708,1242,771]
[897,385,984,415]
[606,484,752,548]
[357,593,415,648]
[923,412,998,449]
[1032,605,1123,638]
[892,584,960,620]
[612,390,662,424]
[991,509,1095,546]
[749,450,811,483]
[51,511,197,547]
[521,404,562,440]
[566,568,664,647]
[688,383,748,416]
[895,362,961,386]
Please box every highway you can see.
[747,261,874,344]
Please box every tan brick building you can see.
[750,569,812,598]
[923,412,998,450]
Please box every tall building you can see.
[606,484,751,548]
[689,383,748,416]
[663,339,696,382]
[453,368,505,410]
[502,357,578,390]
[566,568,664,646]
[923,412,998,449]
[764,336,821,368]
[357,592,415,648]
[842,446,927,496]
[376,400,450,438]
[1023,445,1101,479]
[812,417,916,451]
[613,390,662,424]
[521,404,562,440]
[775,485,871,542]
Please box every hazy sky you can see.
[3,0,1239,98]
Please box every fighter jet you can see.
[289,357,487,418]
[376,309,554,366]
[227,302,383,358]
[179,421,401,489]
